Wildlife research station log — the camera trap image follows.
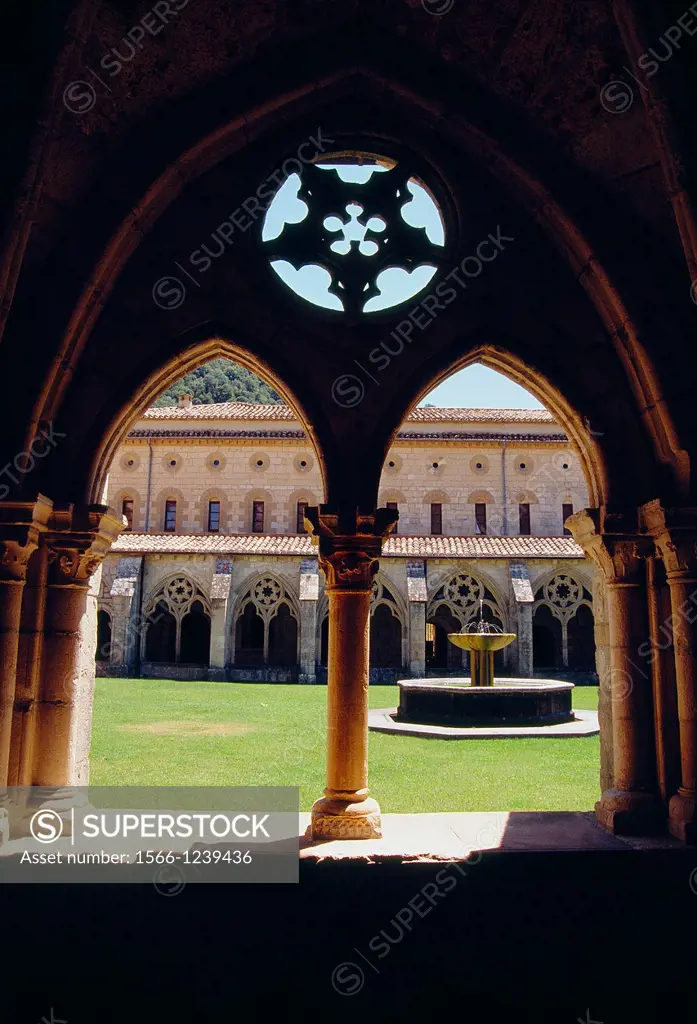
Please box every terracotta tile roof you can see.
[406,407,554,423]
[143,403,554,424]
[144,403,294,420]
[111,534,584,558]
[112,534,314,555]
[385,536,584,557]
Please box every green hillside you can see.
[154,360,282,407]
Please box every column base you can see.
[307,794,382,841]
[668,788,697,844]
[595,788,665,836]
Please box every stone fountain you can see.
[395,601,576,729]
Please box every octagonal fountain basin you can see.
[396,678,575,728]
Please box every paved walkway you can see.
[299,810,683,861]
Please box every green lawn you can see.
[89,679,600,812]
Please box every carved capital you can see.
[566,507,652,583]
[640,499,697,579]
[43,502,125,587]
[0,494,53,583]
[304,506,398,592]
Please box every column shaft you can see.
[408,602,426,677]
[605,580,656,794]
[0,580,26,783]
[325,588,371,796]
[665,573,697,842]
[567,508,663,835]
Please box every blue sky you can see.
[420,365,543,409]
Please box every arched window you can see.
[567,603,595,670]
[370,577,404,669]
[96,610,112,661]
[233,576,298,668]
[143,577,211,666]
[235,603,265,666]
[180,599,212,664]
[370,603,403,668]
[145,600,177,662]
[319,614,329,667]
[532,574,595,673]
[268,603,298,665]
[532,605,562,670]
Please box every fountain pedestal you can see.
[448,631,517,687]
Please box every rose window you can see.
[444,574,483,609]
[254,578,282,607]
[166,577,195,605]
[261,153,445,316]
[545,575,580,609]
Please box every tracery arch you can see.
[143,574,211,665]
[532,571,594,672]
[425,569,505,671]
[370,574,406,671]
[233,573,298,667]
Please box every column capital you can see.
[42,503,125,587]
[303,506,398,591]
[0,495,53,583]
[640,499,697,578]
[566,507,653,583]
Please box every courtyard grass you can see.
[89,679,600,813]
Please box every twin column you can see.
[0,497,124,788]
[569,505,697,841]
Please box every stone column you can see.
[209,558,233,682]
[642,500,697,843]
[407,560,427,677]
[509,564,534,677]
[591,568,614,794]
[304,506,397,839]
[0,496,52,785]
[108,556,142,674]
[298,559,319,684]
[568,509,663,835]
[31,504,124,786]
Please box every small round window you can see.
[262,152,445,315]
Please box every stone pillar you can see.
[304,506,397,839]
[642,500,697,843]
[108,556,142,674]
[298,559,319,684]
[591,568,614,794]
[509,564,534,677]
[568,508,663,835]
[407,560,427,677]
[0,496,52,785]
[517,604,533,676]
[31,504,124,786]
[209,557,233,682]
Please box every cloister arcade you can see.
[1,0,696,854]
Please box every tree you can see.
[154,360,282,407]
